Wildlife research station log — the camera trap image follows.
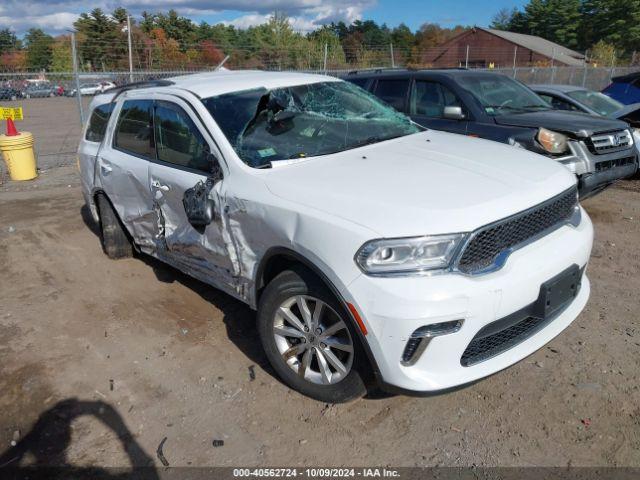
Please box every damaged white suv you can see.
[79,71,593,402]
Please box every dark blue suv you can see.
[345,69,638,198]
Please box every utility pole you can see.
[323,43,328,73]
[512,46,517,78]
[70,31,84,125]
[609,50,616,83]
[390,42,395,68]
[127,15,134,83]
[465,45,469,68]
[550,47,556,83]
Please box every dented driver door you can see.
[148,98,237,290]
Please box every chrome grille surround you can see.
[588,129,633,154]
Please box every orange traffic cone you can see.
[6,118,18,136]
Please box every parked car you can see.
[0,86,19,100]
[602,72,640,105]
[99,81,116,92]
[344,69,638,199]
[79,83,103,95]
[531,84,640,129]
[79,72,592,402]
[22,83,57,98]
[69,81,117,96]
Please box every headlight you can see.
[537,127,568,154]
[355,234,466,275]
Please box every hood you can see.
[609,103,640,127]
[494,110,629,136]
[264,130,576,237]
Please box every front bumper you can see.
[559,141,637,199]
[579,161,638,199]
[345,208,593,393]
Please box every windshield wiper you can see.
[520,105,550,110]
[484,104,525,111]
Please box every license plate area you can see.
[538,264,581,319]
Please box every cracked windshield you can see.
[203,81,420,168]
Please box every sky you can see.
[0,0,529,37]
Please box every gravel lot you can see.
[0,97,90,174]
[0,98,639,470]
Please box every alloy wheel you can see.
[273,295,354,385]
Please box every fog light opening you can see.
[401,320,464,366]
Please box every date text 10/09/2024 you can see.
[232,468,401,478]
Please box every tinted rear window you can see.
[85,103,114,143]
[374,79,410,111]
[347,78,369,89]
[114,100,155,159]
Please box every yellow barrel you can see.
[0,131,37,181]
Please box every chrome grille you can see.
[456,187,578,274]
[588,130,633,154]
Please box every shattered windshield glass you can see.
[203,81,421,168]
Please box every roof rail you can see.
[108,79,174,101]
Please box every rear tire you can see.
[96,194,133,259]
[257,266,368,403]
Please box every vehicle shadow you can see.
[80,205,390,400]
[0,398,159,479]
[80,204,277,382]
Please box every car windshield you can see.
[203,81,420,168]
[566,90,624,116]
[457,75,550,115]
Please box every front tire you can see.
[96,194,133,259]
[258,267,367,403]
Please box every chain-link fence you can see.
[1,41,639,172]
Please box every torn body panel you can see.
[147,161,240,295]
[220,176,373,309]
[94,152,156,248]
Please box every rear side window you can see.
[411,81,463,117]
[85,103,114,143]
[538,94,579,112]
[154,102,210,172]
[114,100,155,159]
[374,79,410,111]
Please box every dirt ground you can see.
[0,97,90,173]
[0,108,639,469]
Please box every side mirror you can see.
[183,179,216,231]
[443,105,465,120]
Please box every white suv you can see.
[79,71,593,402]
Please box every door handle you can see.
[100,164,112,175]
[151,180,170,192]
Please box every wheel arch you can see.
[255,247,381,382]
[93,189,135,244]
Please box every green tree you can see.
[0,28,21,56]
[589,39,616,65]
[139,9,195,48]
[581,0,640,54]
[494,0,640,55]
[50,36,72,71]
[491,8,519,30]
[112,7,129,25]
[74,9,121,70]
[391,23,415,63]
[25,28,53,70]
